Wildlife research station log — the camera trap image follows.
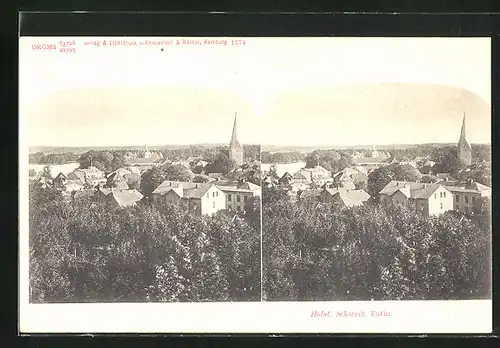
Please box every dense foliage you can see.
[78,150,127,172]
[262,185,491,301]
[29,152,78,164]
[367,164,422,198]
[29,185,261,303]
[140,164,194,197]
[261,151,305,164]
[304,150,352,173]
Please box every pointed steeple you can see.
[459,113,467,143]
[230,112,240,146]
[458,112,472,166]
[229,112,244,166]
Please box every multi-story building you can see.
[442,180,491,214]
[152,180,226,216]
[217,181,261,212]
[379,180,454,217]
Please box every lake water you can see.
[29,162,80,179]
[261,161,306,177]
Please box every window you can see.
[227,194,231,201]
[213,192,215,198]
[237,195,241,203]
[237,206,241,212]
[443,192,446,198]
[193,203,197,210]
[244,196,248,203]
[465,196,469,203]
[434,193,437,199]
[440,202,443,210]
[207,193,210,199]
[456,196,460,202]
[216,191,218,197]
[213,202,215,208]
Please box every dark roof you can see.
[67,170,86,184]
[183,183,215,199]
[379,181,445,199]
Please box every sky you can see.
[19,37,491,147]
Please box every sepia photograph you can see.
[22,40,262,304]
[261,38,492,303]
[19,35,492,334]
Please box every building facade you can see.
[442,181,491,214]
[152,180,226,216]
[379,181,454,217]
[217,181,261,212]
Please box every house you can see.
[279,172,293,185]
[152,180,226,216]
[291,171,311,184]
[52,172,67,189]
[441,180,491,214]
[217,181,261,212]
[379,180,454,217]
[208,172,224,181]
[109,189,144,208]
[321,187,370,208]
[351,157,390,173]
[79,166,107,186]
[299,166,332,186]
[106,172,130,190]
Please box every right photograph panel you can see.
[261,37,492,302]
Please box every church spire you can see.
[458,111,472,166]
[230,112,239,146]
[229,112,244,166]
[459,112,467,143]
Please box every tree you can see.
[367,164,422,198]
[140,164,193,197]
[205,151,236,175]
[431,146,461,174]
[193,175,209,183]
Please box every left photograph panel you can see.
[19,37,262,303]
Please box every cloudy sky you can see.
[20,37,490,147]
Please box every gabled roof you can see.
[293,172,309,180]
[112,189,143,208]
[67,170,86,184]
[54,172,67,180]
[183,183,215,199]
[237,182,261,191]
[379,180,444,199]
[153,180,198,195]
[332,189,371,207]
[444,181,491,194]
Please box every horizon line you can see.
[28,141,491,150]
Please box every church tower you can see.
[458,113,472,166]
[229,113,244,166]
